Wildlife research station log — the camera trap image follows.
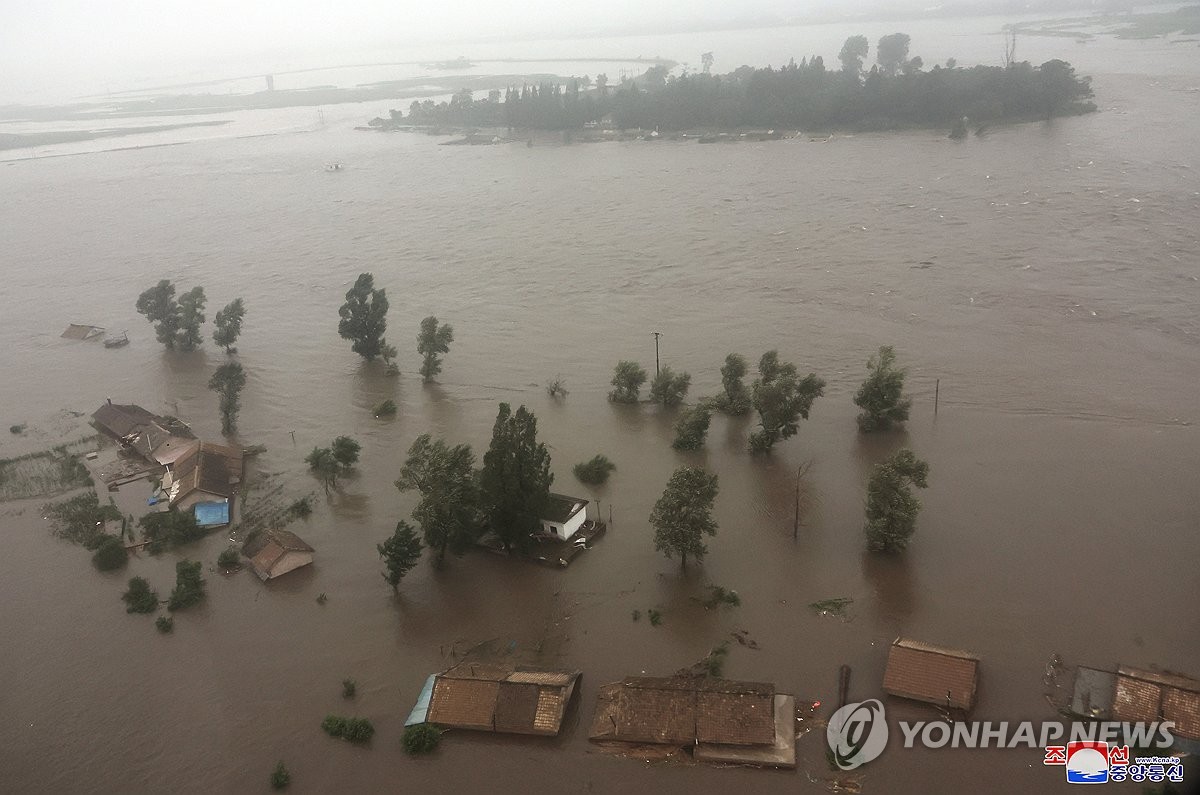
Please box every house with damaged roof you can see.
[405,662,581,737]
[92,401,198,467]
[1070,665,1200,749]
[243,529,315,581]
[589,674,797,768]
[882,637,981,712]
[162,441,243,526]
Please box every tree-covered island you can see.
[371,34,1094,136]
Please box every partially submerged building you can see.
[406,662,581,737]
[163,441,242,525]
[538,493,589,541]
[589,675,796,768]
[882,637,981,711]
[92,401,197,467]
[1113,667,1200,743]
[244,529,315,581]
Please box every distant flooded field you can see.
[0,20,1198,794]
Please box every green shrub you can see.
[573,455,615,485]
[373,399,397,418]
[702,585,741,609]
[402,723,442,754]
[139,510,206,553]
[647,609,663,626]
[321,715,348,737]
[122,576,159,613]
[44,492,122,548]
[9,423,26,434]
[91,535,128,571]
[342,678,357,699]
[217,547,241,568]
[289,496,313,519]
[269,761,290,790]
[322,715,374,744]
[167,560,205,611]
[155,615,174,633]
[701,641,730,677]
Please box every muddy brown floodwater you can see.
[1,37,1199,795]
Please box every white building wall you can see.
[561,509,587,540]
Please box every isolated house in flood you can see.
[164,441,242,523]
[91,401,197,466]
[244,529,315,581]
[539,493,589,540]
[882,637,980,711]
[1112,666,1200,743]
[406,662,581,737]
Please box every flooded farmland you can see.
[1,19,1198,795]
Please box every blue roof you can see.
[193,500,230,527]
[405,674,437,726]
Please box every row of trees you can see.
[136,281,245,353]
[337,272,454,381]
[378,35,1093,133]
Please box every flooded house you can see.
[538,493,589,541]
[163,441,242,526]
[244,529,315,581]
[882,637,981,712]
[589,675,797,768]
[1112,667,1200,745]
[91,401,197,467]
[405,662,581,737]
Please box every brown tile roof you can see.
[508,670,576,687]
[425,664,580,736]
[92,403,158,438]
[589,676,778,747]
[494,681,541,734]
[1163,688,1200,741]
[171,442,243,502]
[246,529,315,581]
[1114,667,1200,740]
[1114,676,1161,724]
[882,638,980,711]
[429,678,499,730]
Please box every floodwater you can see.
[1,19,1199,795]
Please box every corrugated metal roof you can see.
[882,638,980,711]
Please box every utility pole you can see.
[651,331,662,376]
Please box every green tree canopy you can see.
[853,345,912,432]
[305,446,341,489]
[609,360,647,403]
[139,510,205,553]
[92,535,128,571]
[331,436,361,471]
[378,521,423,591]
[749,351,826,452]
[864,449,930,552]
[877,32,912,76]
[167,559,205,611]
[573,454,615,485]
[713,353,751,415]
[176,286,207,352]
[649,366,691,406]
[672,405,712,451]
[122,576,159,613]
[395,434,481,560]
[650,465,719,568]
[212,298,245,353]
[417,316,454,382]
[208,361,247,435]
[337,273,390,360]
[839,35,869,75]
[480,403,553,552]
[135,280,181,350]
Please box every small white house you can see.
[540,493,589,540]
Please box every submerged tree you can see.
[480,403,553,552]
[573,454,615,485]
[650,466,719,568]
[212,298,246,353]
[649,366,691,407]
[167,559,205,611]
[609,360,648,403]
[853,346,912,432]
[378,521,423,591]
[416,316,454,383]
[135,280,182,350]
[864,449,930,552]
[713,353,751,415]
[122,576,159,613]
[839,35,869,76]
[331,436,361,471]
[305,437,359,490]
[749,351,825,452]
[672,405,712,451]
[337,273,390,361]
[395,434,481,561]
[208,361,246,435]
[176,286,207,352]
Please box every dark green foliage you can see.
[699,641,730,677]
[91,535,128,571]
[712,353,751,415]
[44,492,122,548]
[403,723,442,754]
[546,375,568,398]
[417,316,454,382]
[647,608,663,626]
[373,399,397,417]
[9,423,26,434]
[306,437,358,488]
[212,298,245,353]
[854,346,912,432]
[839,35,869,74]
[650,466,719,568]
[288,496,312,519]
[608,361,647,403]
[208,361,246,435]
[155,615,174,633]
[748,351,825,453]
[672,406,711,451]
[378,521,423,590]
[395,435,480,561]
[864,449,930,552]
[649,366,691,407]
[167,559,205,611]
[876,32,912,76]
[332,436,361,470]
[136,280,181,350]
[702,585,741,609]
[139,510,205,553]
[269,761,290,790]
[217,547,241,568]
[322,715,374,744]
[480,404,553,553]
[573,455,615,485]
[176,286,207,352]
[809,597,854,618]
[342,678,357,699]
[337,273,390,360]
[122,576,159,613]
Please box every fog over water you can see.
[0,7,1198,794]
